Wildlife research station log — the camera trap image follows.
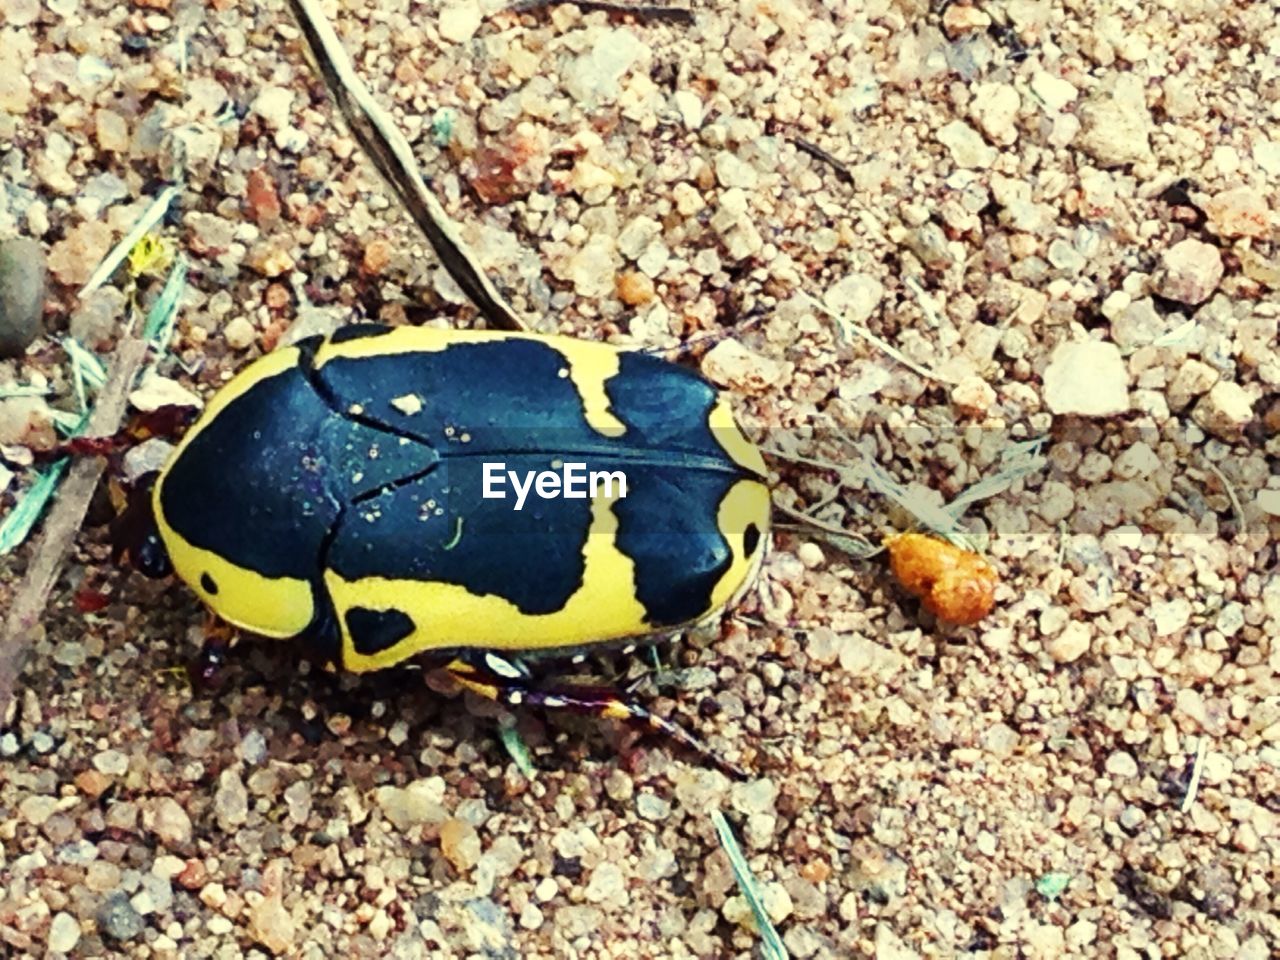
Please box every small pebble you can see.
[1076,73,1152,166]
[1156,239,1224,305]
[0,237,46,356]
[701,339,786,394]
[437,1,481,44]
[48,912,80,953]
[1046,621,1091,663]
[149,797,193,847]
[95,892,145,943]
[93,749,129,776]
[1191,381,1253,438]
[224,316,257,350]
[1043,340,1130,417]
[248,895,295,955]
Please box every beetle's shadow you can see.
[196,633,651,782]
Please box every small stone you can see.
[282,305,343,346]
[1204,187,1270,239]
[672,89,703,128]
[248,895,295,955]
[1030,71,1078,112]
[941,4,991,36]
[251,86,294,129]
[439,818,480,872]
[635,793,671,821]
[564,28,643,106]
[0,237,46,356]
[95,109,130,152]
[245,168,282,227]
[1046,621,1090,663]
[238,729,268,765]
[375,777,447,831]
[93,749,129,776]
[1105,751,1139,778]
[129,373,202,413]
[20,794,58,825]
[1167,359,1220,412]
[96,892,144,943]
[214,768,249,829]
[937,120,996,169]
[731,777,778,817]
[564,236,618,298]
[148,797,193,847]
[224,316,257,350]
[362,239,392,276]
[714,151,759,190]
[47,220,114,287]
[246,243,295,278]
[438,1,481,43]
[76,770,112,798]
[1076,73,1153,166]
[824,273,884,326]
[1156,239,1224,305]
[0,395,55,448]
[1192,381,1253,438]
[701,339,786,394]
[797,543,824,568]
[1151,597,1192,636]
[70,286,126,348]
[616,270,655,306]
[970,83,1020,145]
[585,862,627,904]
[1043,340,1130,417]
[1258,489,1280,517]
[951,375,995,416]
[48,912,81,953]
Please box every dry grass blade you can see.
[285,0,527,332]
[507,0,695,23]
[0,337,151,720]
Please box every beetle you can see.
[116,322,770,775]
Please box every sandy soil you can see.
[0,1,1277,957]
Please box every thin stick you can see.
[791,136,854,185]
[285,0,527,331]
[1181,737,1206,812]
[0,337,150,720]
[507,0,695,23]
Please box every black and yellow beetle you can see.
[120,323,770,775]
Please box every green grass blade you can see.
[711,809,788,960]
[143,255,188,348]
[498,723,536,779]
[0,460,69,555]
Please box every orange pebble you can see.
[885,532,998,626]
[616,270,655,306]
[362,239,393,276]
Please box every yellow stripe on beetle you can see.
[328,494,647,672]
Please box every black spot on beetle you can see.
[744,523,761,557]
[200,573,219,595]
[345,607,416,655]
[329,323,393,345]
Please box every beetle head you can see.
[109,472,173,579]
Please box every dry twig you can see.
[285,0,528,331]
[507,0,694,24]
[0,337,150,719]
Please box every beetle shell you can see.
[153,325,770,671]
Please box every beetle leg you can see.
[32,405,198,464]
[190,616,238,690]
[444,656,749,780]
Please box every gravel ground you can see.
[1,0,1278,957]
